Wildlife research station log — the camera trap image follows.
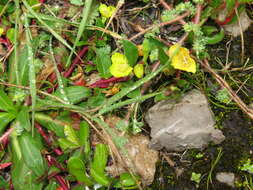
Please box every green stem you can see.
[98,92,161,115]
[104,59,171,107]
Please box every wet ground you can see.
[149,26,253,190]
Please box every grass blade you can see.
[24,14,36,136]
[49,37,70,104]
[22,0,75,53]
[66,0,93,68]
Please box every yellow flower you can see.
[110,53,133,77]
[168,44,196,73]
[99,4,116,19]
[134,64,144,78]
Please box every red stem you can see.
[0,162,12,170]
[55,175,69,190]
[0,128,14,143]
[35,123,63,155]
[63,46,89,78]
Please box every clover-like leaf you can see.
[109,53,133,77]
[99,3,116,19]
[133,64,144,78]
[168,44,196,73]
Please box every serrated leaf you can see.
[123,40,138,67]
[95,46,112,78]
[67,157,93,186]
[18,132,47,177]
[0,112,15,134]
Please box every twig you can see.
[201,59,253,120]
[235,8,245,64]
[0,82,67,104]
[129,12,190,41]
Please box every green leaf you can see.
[6,28,15,43]
[24,14,36,135]
[79,121,91,158]
[90,144,110,186]
[123,40,138,67]
[11,132,44,190]
[64,125,80,146]
[158,47,170,65]
[70,0,84,6]
[16,107,31,132]
[0,112,15,135]
[58,138,79,150]
[67,157,93,186]
[22,0,75,52]
[0,88,16,113]
[53,86,91,104]
[18,132,47,177]
[8,45,29,86]
[95,45,112,78]
[35,113,65,137]
[66,0,93,67]
[44,181,58,190]
[120,173,138,187]
[226,0,236,12]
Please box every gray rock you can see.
[216,172,235,187]
[145,90,225,151]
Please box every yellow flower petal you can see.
[168,44,196,73]
[134,64,144,78]
[99,4,116,19]
[0,28,4,36]
[110,53,133,77]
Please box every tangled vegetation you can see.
[0,0,252,189]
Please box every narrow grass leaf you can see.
[66,0,93,67]
[22,0,74,52]
[49,37,70,104]
[24,14,36,135]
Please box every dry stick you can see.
[0,82,67,104]
[235,8,245,64]
[201,59,253,120]
[103,0,124,36]
[129,11,190,41]
[82,114,143,190]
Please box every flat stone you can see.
[145,89,225,151]
[216,172,235,187]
